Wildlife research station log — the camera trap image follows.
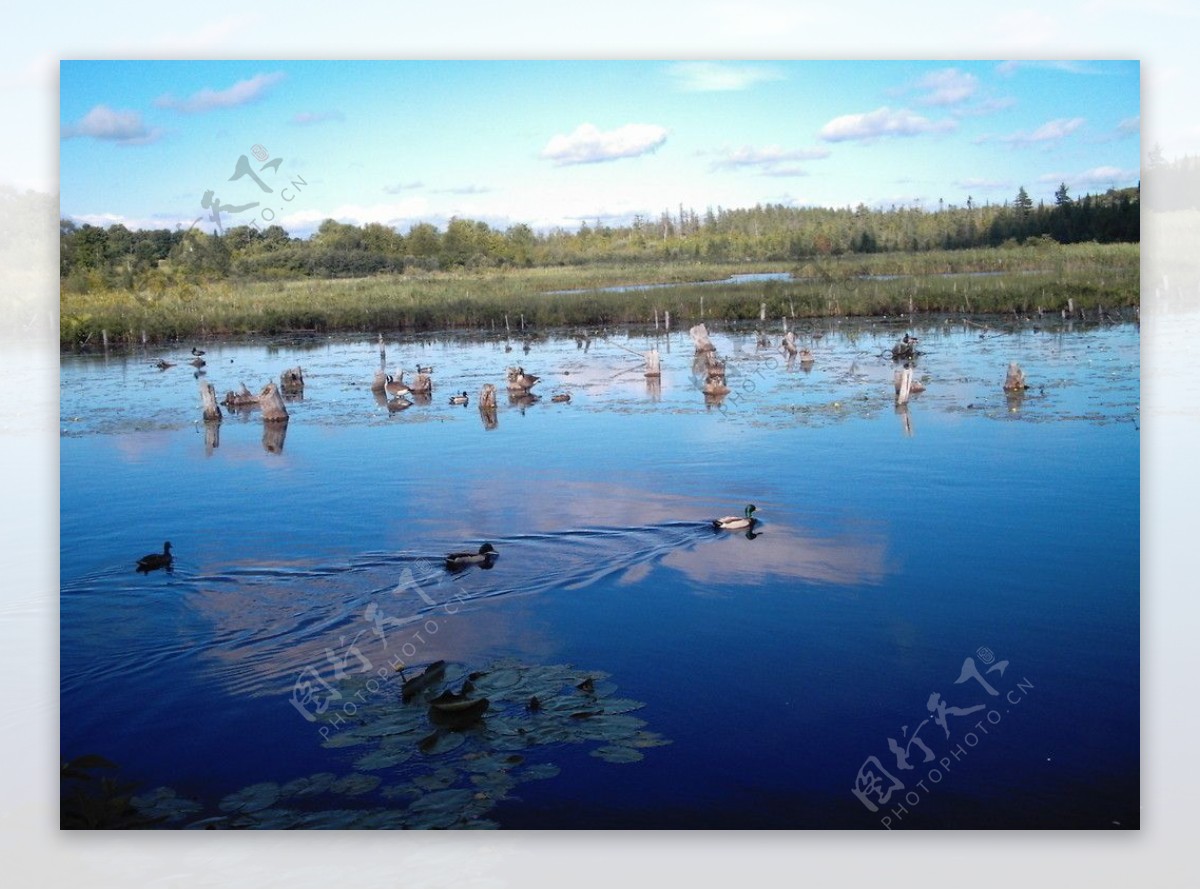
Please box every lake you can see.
[59,314,1140,829]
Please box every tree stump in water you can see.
[223,383,259,409]
[689,323,716,352]
[200,381,223,422]
[260,382,289,422]
[1003,362,1029,392]
[781,331,798,357]
[280,366,304,394]
[645,348,661,378]
[894,366,913,405]
[479,383,498,409]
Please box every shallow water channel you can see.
[60,315,1139,829]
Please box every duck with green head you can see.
[713,504,758,531]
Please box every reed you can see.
[60,243,1139,348]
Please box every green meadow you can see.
[60,241,1139,348]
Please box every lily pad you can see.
[590,746,644,764]
[354,747,414,771]
[329,773,381,796]
[219,782,281,813]
[129,786,203,823]
[280,772,337,798]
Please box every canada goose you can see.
[155,359,174,370]
[713,504,758,531]
[385,374,411,397]
[136,541,173,573]
[189,357,206,368]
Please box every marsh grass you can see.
[60,243,1139,348]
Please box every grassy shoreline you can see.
[60,242,1139,348]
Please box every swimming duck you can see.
[136,541,173,573]
[416,364,433,374]
[713,504,758,531]
[155,359,174,370]
[445,542,497,569]
[191,347,206,356]
[449,391,469,405]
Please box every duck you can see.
[191,347,206,356]
[155,358,174,370]
[445,542,497,569]
[551,393,571,403]
[415,364,433,375]
[384,373,411,397]
[449,391,469,405]
[713,504,758,531]
[136,541,173,573]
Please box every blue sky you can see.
[60,59,1140,237]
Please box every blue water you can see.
[59,318,1139,828]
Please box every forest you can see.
[59,183,1140,294]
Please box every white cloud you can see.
[382,181,424,194]
[818,106,955,142]
[540,122,668,165]
[667,62,784,91]
[61,105,163,145]
[915,68,979,106]
[291,110,344,126]
[156,72,285,114]
[997,116,1086,146]
[1038,166,1139,188]
[710,144,828,176]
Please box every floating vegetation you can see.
[128,659,670,830]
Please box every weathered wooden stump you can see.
[223,382,259,409]
[259,382,289,422]
[1003,362,1029,392]
[200,381,223,422]
[894,366,913,405]
[644,347,662,378]
[689,323,716,352]
[479,383,498,409]
[703,375,731,396]
[280,366,304,394]
[781,331,798,357]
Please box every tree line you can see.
[60,184,1140,292]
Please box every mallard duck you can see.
[136,541,173,573]
[191,347,206,356]
[445,542,496,569]
[416,364,433,374]
[384,374,410,397]
[449,391,469,405]
[713,504,757,530]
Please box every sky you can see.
[58,59,1141,238]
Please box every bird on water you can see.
[137,541,173,573]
